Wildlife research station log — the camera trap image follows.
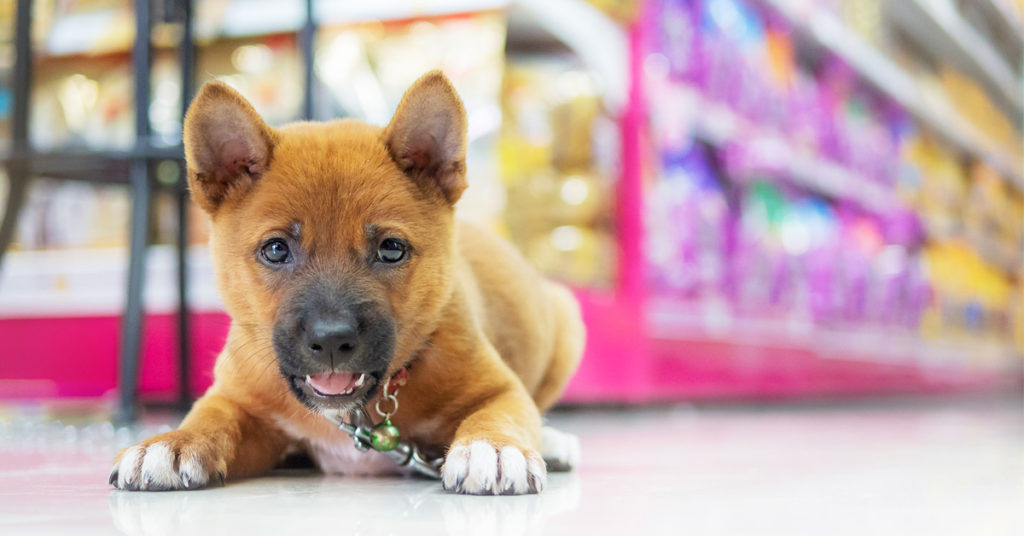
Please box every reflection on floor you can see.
[0,398,1022,535]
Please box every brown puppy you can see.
[109,71,584,495]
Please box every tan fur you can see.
[112,71,584,493]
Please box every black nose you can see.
[305,317,359,362]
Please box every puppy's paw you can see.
[442,440,546,495]
[110,431,227,491]
[540,425,580,472]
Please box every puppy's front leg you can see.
[440,379,546,495]
[110,392,288,491]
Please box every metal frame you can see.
[115,0,156,424]
[0,0,198,423]
[300,0,316,120]
[0,0,33,271]
[0,0,324,421]
[176,0,196,412]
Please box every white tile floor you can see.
[0,398,1021,535]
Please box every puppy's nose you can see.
[305,318,359,360]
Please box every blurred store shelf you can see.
[1,245,1015,401]
[887,0,1023,119]
[0,146,183,184]
[2,0,1020,405]
[643,297,1019,381]
[981,0,1024,48]
[31,0,508,57]
[962,226,1023,276]
[511,0,627,110]
[763,0,1024,194]
[0,245,220,317]
[646,295,1020,375]
[316,0,508,26]
[686,88,903,214]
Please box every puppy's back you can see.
[454,221,583,408]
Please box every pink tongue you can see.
[307,371,356,395]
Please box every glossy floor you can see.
[1,398,1021,535]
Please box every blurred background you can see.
[0,0,1021,415]
[0,1,1022,533]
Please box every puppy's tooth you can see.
[305,374,312,384]
[354,374,365,388]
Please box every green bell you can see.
[370,418,400,452]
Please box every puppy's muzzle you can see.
[273,286,396,409]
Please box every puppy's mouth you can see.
[306,370,367,397]
[289,371,380,410]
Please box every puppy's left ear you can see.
[383,71,468,205]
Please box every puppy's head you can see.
[184,71,467,413]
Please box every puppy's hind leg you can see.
[540,425,580,472]
[531,282,585,414]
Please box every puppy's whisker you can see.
[235,347,274,369]
[229,342,272,365]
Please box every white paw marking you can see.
[442,440,546,495]
[497,446,528,494]
[540,426,580,472]
[115,446,145,490]
[112,442,212,491]
[138,443,181,490]
[442,445,470,491]
[178,454,210,489]
[463,441,498,493]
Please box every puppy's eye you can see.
[261,239,291,264]
[377,238,407,264]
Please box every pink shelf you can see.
[0,299,1008,402]
[0,313,226,400]
[559,291,1011,404]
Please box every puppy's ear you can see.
[383,71,468,205]
[183,81,277,213]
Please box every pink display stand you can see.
[561,18,1008,402]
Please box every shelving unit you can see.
[763,0,1024,194]
[683,86,1019,277]
[0,0,1020,406]
[685,88,902,214]
[632,0,1022,401]
[981,0,1024,48]
[887,0,1022,119]
[0,0,640,404]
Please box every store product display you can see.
[643,0,1022,362]
[0,0,1020,403]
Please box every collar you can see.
[386,363,412,389]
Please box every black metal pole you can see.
[0,0,34,271]
[9,0,30,149]
[117,0,154,424]
[0,178,28,270]
[300,0,315,120]
[175,0,195,411]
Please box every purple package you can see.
[646,143,729,300]
[648,0,704,85]
[816,55,856,164]
[904,257,932,332]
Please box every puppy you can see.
[109,71,584,495]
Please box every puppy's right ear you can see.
[183,81,277,213]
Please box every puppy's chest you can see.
[273,416,400,476]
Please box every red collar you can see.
[388,366,410,388]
